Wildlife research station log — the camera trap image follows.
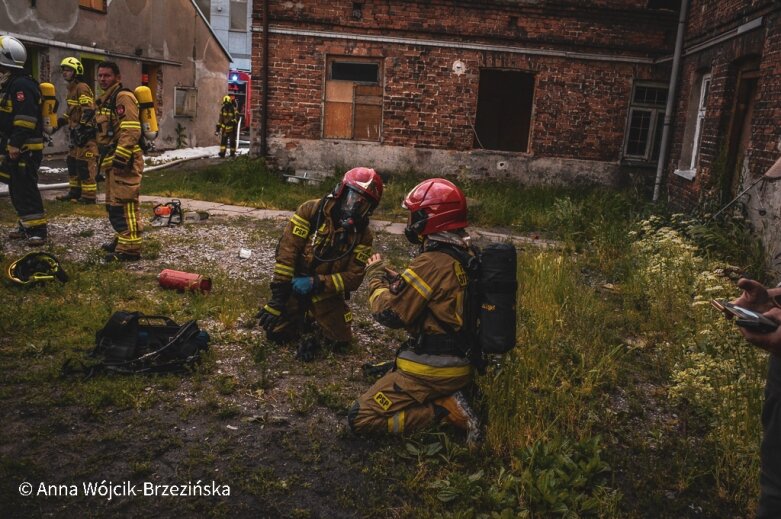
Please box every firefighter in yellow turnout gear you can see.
[0,36,48,246]
[216,95,238,158]
[94,61,143,261]
[257,167,383,361]
[56,57,98,204]
[348,178,482,446]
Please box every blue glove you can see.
[292,276,314,295]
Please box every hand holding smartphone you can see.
[711,299,779,333]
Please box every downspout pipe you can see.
[260,0,269,158]
[653,0,689,202]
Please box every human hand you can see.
[367,253,383,266]
[256,304,284,331]
[292,276,314,295]
[7,146,20,160]
[731,278,781,314]
[736,306,781,355]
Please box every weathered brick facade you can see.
[250,0,676,185]
[665,1,781,265]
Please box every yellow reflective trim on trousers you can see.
[22,142,44,151]
[368,287,388,306]
[401,268,432,300]
[68,179,79,188]
[387,411,405,434]
[125,201,138,237]
[21,218,47,228]
[117,235,142,244]
[114,146,132,158]
[395,357,471,378]
[0,171,9,180]
[311,292,337,303]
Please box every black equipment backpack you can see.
[476,243,518,354]
[63,311,209,377]
[428,241,518,356]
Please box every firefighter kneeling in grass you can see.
[257,167,383,361]
[94,61,144,261]
[348,178,482,446]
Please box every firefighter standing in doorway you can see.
[347,178,482,446]
[94,61,144,261]
[257,167,383,361]
[216,95,238,158]
[0,35,47,246]
[56,57,98,204]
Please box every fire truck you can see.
[227,69,251,131]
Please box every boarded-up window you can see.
[323,58,382,141]
[230,0,247,31]
[474,70,534,152]
[174,87,197,118]
[79,0,106,12]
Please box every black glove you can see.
[73,125,96,147]
[57,116,68,129]
[215,125,221,136]
[257,303,284,332]
[257,281,291,331]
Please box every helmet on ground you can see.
[7,252,69,285]
[403,178,467,242]
[60,57,84,76]
[0,36,27,70]
[223,95,233,104]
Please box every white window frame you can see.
[689,74,711,170]
[623,82,667,162]
[174,87,197,118]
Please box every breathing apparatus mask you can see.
[338,187,373,232]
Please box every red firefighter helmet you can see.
[403,178,468,239]
[333,167,383,210]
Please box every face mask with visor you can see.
[338,187,373,231]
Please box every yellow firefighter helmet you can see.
[60,57,84,76]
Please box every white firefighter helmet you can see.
[0,36,27,70]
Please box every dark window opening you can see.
[331,62,378,83]
[626,110,652,156]
[474,69,534,152]
[352,2,363,20]
[633,85,668,106]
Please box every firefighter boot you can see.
[295,336,321,362]
[100,237,118,253]
[56,189,80,202]
[433,391,483,448]
[8,224,26,240]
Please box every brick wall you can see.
[251,0,675,178]
[666,1,779,209]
